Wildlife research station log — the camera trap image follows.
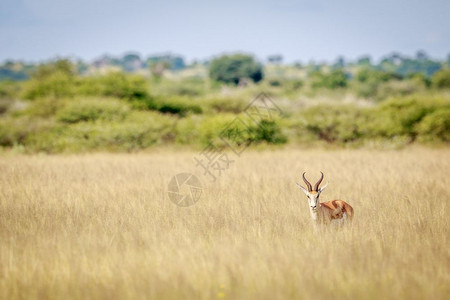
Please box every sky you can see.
[0,0,449,63]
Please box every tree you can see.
[146,54,185,71]
[416,50,429,61]
[356,55,372,66]
[332,56,346,69]
[121,53,143,72]
[209,54,263,85]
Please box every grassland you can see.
[0,148,449,299]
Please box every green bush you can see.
[365,96,448,141]
[20,124,67,153]
[201,97,247,114]
[353,80,379,99]
[21,60,76,100]
[285,79,304,91]
[197,114,240,146]
[0,80,22,99]
[209,54,263,85]
[353,68,403,98]
[302,104,368,143]
[251,119,287,144]
[292,97,449,145]
[267,78,283,87]
[431,69,450,89]
[77,72,150,100]
[20,98,63,118]
[416,108,450,142]
[374,80,425,101]
[25,111,176,153]
[174,116,202,145]
[265,78,303,91]
[22,72,75,100]
[196,114,287,147]
[310,70,348,90]
[355,68,400,83]
[56,98,130,123]
[149,77,211,97]
[0,99,13,115]
[0,117,54,147]
[151,96,202,116]
[0,117,24,146]
[160,78,206,97]
[22,68,152,102]
[407,73,431,87]
[31,59,75,80]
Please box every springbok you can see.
[296,172,353,225]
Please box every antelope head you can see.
[296,172,328,215]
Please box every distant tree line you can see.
[1,50,450,82]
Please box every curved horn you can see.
[314,171,324,191]
[302,172,312,192]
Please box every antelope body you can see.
[296,172,353,225]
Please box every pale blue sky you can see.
[0,0,449,63]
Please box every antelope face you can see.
[306,191,320,211]
[296,172,328,212]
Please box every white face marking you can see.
[307,192,320,211]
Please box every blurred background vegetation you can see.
[0,51,449,153]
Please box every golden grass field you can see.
[0,148,449,299]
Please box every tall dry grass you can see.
[0,148,449,299]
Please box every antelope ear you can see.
[318,182,328,193]
[296,183,309,195]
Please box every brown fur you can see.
[318,200,353,223]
